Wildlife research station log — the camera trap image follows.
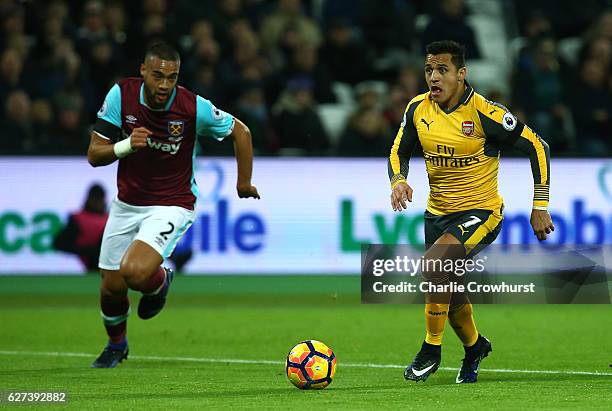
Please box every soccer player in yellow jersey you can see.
[388,41,555,383]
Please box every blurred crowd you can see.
[0,0,609,157]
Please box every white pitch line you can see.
[0,350,611,377]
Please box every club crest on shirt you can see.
[168,120,184,137]
[462,120,474,136]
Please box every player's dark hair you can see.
[425,40,466,70]
[145,41,180,62]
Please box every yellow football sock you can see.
[424,303,449,345]
[448,303,479,347]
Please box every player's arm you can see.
[230,118,260,199]
[87,84,151,167]
[196,95,259,199]
[510,125,554,241]
[388,99,421,211]
[477,100,554,240]
[87,128,150,167]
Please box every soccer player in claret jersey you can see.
[388,41,554,383]
[87,42,260,368]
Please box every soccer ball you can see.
[286,340,336,389]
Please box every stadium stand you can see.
[0,0,609,157]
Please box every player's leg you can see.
[404,231,463,382]
[448,289,492,383]
[448,296,478,347]
[120,239,164,293]
[100,269,129,345]
[422,233,466,345]
[445,208,503,383]
[92,198,144,368]
[120,206,193,319]
[120,239,171,319]
[92,269,130,368]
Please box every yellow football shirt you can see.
[389,83,550,215]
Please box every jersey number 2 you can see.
[159,223,175,241]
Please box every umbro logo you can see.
[125,115,137,124]
[168,135,184,143]
[421,118,433,130]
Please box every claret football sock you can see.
[137,268,174,320]
[448,303,479,347]
[101,294,130,344]
[141,266,167,295]
[424,303,450,345]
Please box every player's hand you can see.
[390,182,413,212]
[129,127,152,150]
[237,184,260,199]
[530,209,554,241]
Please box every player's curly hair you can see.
[425,40,466,70]
[145,41,180,62]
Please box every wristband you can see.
[390,173,406,190]
[113,137,135,158]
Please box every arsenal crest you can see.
[462,120,474,136]
[168,120,184,137]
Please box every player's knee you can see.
[101,271,127,295]
[422,268,449,285]
[119,259,151,286]
[421,257,449,284]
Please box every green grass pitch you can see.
[0,275,611,410]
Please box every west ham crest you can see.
[168,120,184,137]
[462,120,474,136]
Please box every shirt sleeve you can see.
[476,98,551,209]
[196,95,235,141]
[93,84,122,141]
[388,97,423,189]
